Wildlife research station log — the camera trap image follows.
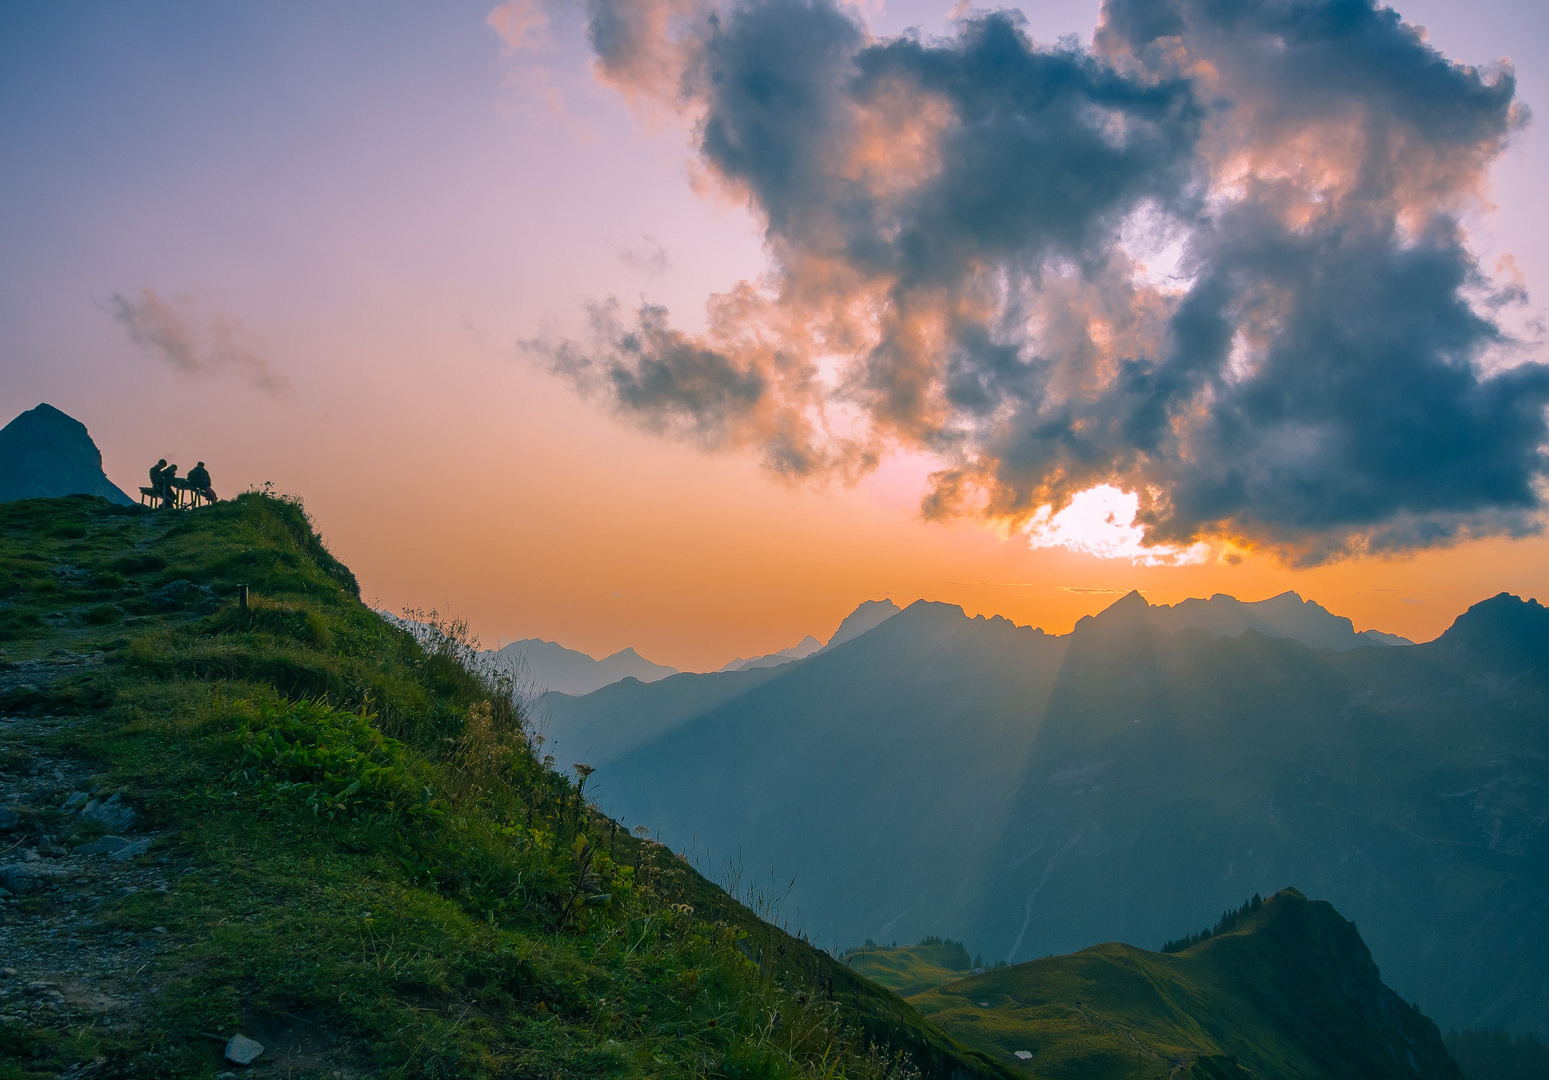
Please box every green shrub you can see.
[234,698,437,822]
[83,604,119,625]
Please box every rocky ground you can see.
[0,659,355,1077]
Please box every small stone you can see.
[61,792,88,811]
[79,793,135,832]
[0,968,15,977]
[110,837,153,861]
[75,835,130,856]
[1014,1050,1033,1060]
[0,806,17,831]
[224,1033,264,1065]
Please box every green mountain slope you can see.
[844,939,974,999]
[567,592,1549,1036]
[860,891,1460,1080]
[0,494,1009,1080]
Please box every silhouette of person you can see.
[162,463,180,508]
[149,459,170,506]
[187,462,217,504]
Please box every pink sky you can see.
[3,0,1547,670]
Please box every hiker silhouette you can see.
[148,459,175,508]
[187,461,217,503]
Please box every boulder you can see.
[0,861,71,895]
[224,1034,264,1065]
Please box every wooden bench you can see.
[140,482,213,509]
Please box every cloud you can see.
[488,0,553,53]
[108,288,290,393]
[616,234,672,274]
[539,0,1549,563]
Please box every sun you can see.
[1025,485,1211,565]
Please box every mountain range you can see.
[549,589,1548,1037]
[485,637,678,697]
[0,403,132,505]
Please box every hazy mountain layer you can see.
[720,635,822,671]
[488,637,676,696]
[0,403,133,505]
[569,592,1549,1036]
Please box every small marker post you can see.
[238,584,249,611]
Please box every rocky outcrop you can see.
[0,403,133,504]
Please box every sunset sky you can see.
[4,0,1548,671]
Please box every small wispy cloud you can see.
[487,0,552,53]
[486,1,594,139]
[616,234,671,275]
[107,288,290,393]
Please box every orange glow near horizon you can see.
[6,0,1548,675]
[57,322,1546,674]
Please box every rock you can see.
[0,887,11,900]
[224,1033,264,1065]
[150,579,216,611]
[61,792,88,811]
[0,862,71,895]
[74,835,130,856]
[78,793,135,832]
[111,837,153,860]
[1014,1050,1033,1060]
[0,805,17,830]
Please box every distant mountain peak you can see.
[1437,592,1549,670]
[0,403,133,505]
[719,635,824,672]
[488,637,676,696]
[822,599,902,651]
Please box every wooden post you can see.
[238,584,249,611]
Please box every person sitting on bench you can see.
[187,461,218,504]
[149,459,173,507]
[162,463,182,506]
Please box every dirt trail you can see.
[0,657,182,1071]
[1,659,363,1078]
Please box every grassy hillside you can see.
[0,493,1011,1080]
[877,891,1459,1080]
[843,939,973,999]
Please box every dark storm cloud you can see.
[542,0,1549,561]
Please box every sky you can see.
[3,0,1548,671]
